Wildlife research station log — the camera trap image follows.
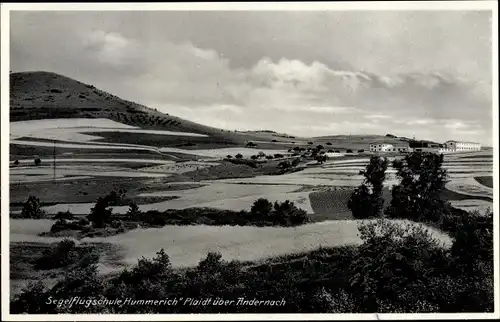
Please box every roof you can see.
[445,140,481,144]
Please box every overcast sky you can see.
[10,10,493,144]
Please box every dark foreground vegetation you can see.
[10,152,493,313]
[11,208,492,313]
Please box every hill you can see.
[10,71,303,148]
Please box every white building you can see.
[369,143,411,153]
[444,140,481,152]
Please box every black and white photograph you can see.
[1,2,498,320]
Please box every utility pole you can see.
[53,140,56,183]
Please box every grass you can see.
[308,186,491,221]
[9,176,190,206]
[474,176,493,188]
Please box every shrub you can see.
[308,141,314,145]
[292,158,301,167]
[316,145,324,150]
[274,153,284,158]
[266,155,274,160]
[13,160,20,165]
[250,198,273,221]
[278,161,291,170]
[315,154,327,164]
[126,202,141,221]
[346,149,353,153]
[34,239,78,270]
[246,141,257,148]
[358,149,365,153]
[21,196,45,219]
[258,151,266,158]
[34,158,41,166]
[326,142,332,145]
[235,153,243,159]
[250,155,258,160]
[271,139,277,142]
[54,211,74,221]
[226,155,233,159]
[334,150,340,153]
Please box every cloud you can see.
[9,11,493,145]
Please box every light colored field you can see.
[449,199,493,214]
[445,177,493,199]
[10,139,161,152]
[9,219,452,272]
[12,158,175,165]
[30,183,307,215]
[10,166,171,179]
[10,118,207,142]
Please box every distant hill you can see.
[9,71,299,146]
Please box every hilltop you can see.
[9,71,302,147]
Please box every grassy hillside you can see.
[10,71,305,148]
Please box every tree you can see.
[346,149,353,153]
[258,151,266,158]
[315,154,327,164]
[292,158,301,167]
[34,158,41,166]
[235,153,243,159]
[126,202,141,221]
[250,198,273,221]
[308,141,314,145]
[21,196,46,219]
[326,142,332,146]
[274,153,284,158]
[226,155,233,159]
[13,160,20,165]
[347,156,388,219]
[385,152,448,223]
[278,160,291,170]
[246,141,257,148]
[250,155,258,160]
[265,155,274,160]
[358,149,365,153]
[88,197,112,228]
[316,144,324,150]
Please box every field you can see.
[8,72,494,299]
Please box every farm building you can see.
[369,142,411,153]
[444,140,481,152]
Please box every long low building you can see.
[444,140,481,152]
[369,143,411,153]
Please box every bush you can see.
[326,142,332,145]
[334,150,340,153]
[316,145,324,150]
[278,161,291,170]
[246,142,257,148]
[266,155,274,160]
[258,151,266,158]
[226,155,233,159]
[308,141,314,145]
[358,149,365,153]
[235,153,243,159]
[34,239,78,270]
[274,153,284,158]
[292,158,301,167]
[126,202,141,221]
[34,158,41,166]
[13,160,20,165]
[346,149,353,153]
[54,211,74,221]
[250,155,258,160]
[250,198,273,220]
[21,196,45,219]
